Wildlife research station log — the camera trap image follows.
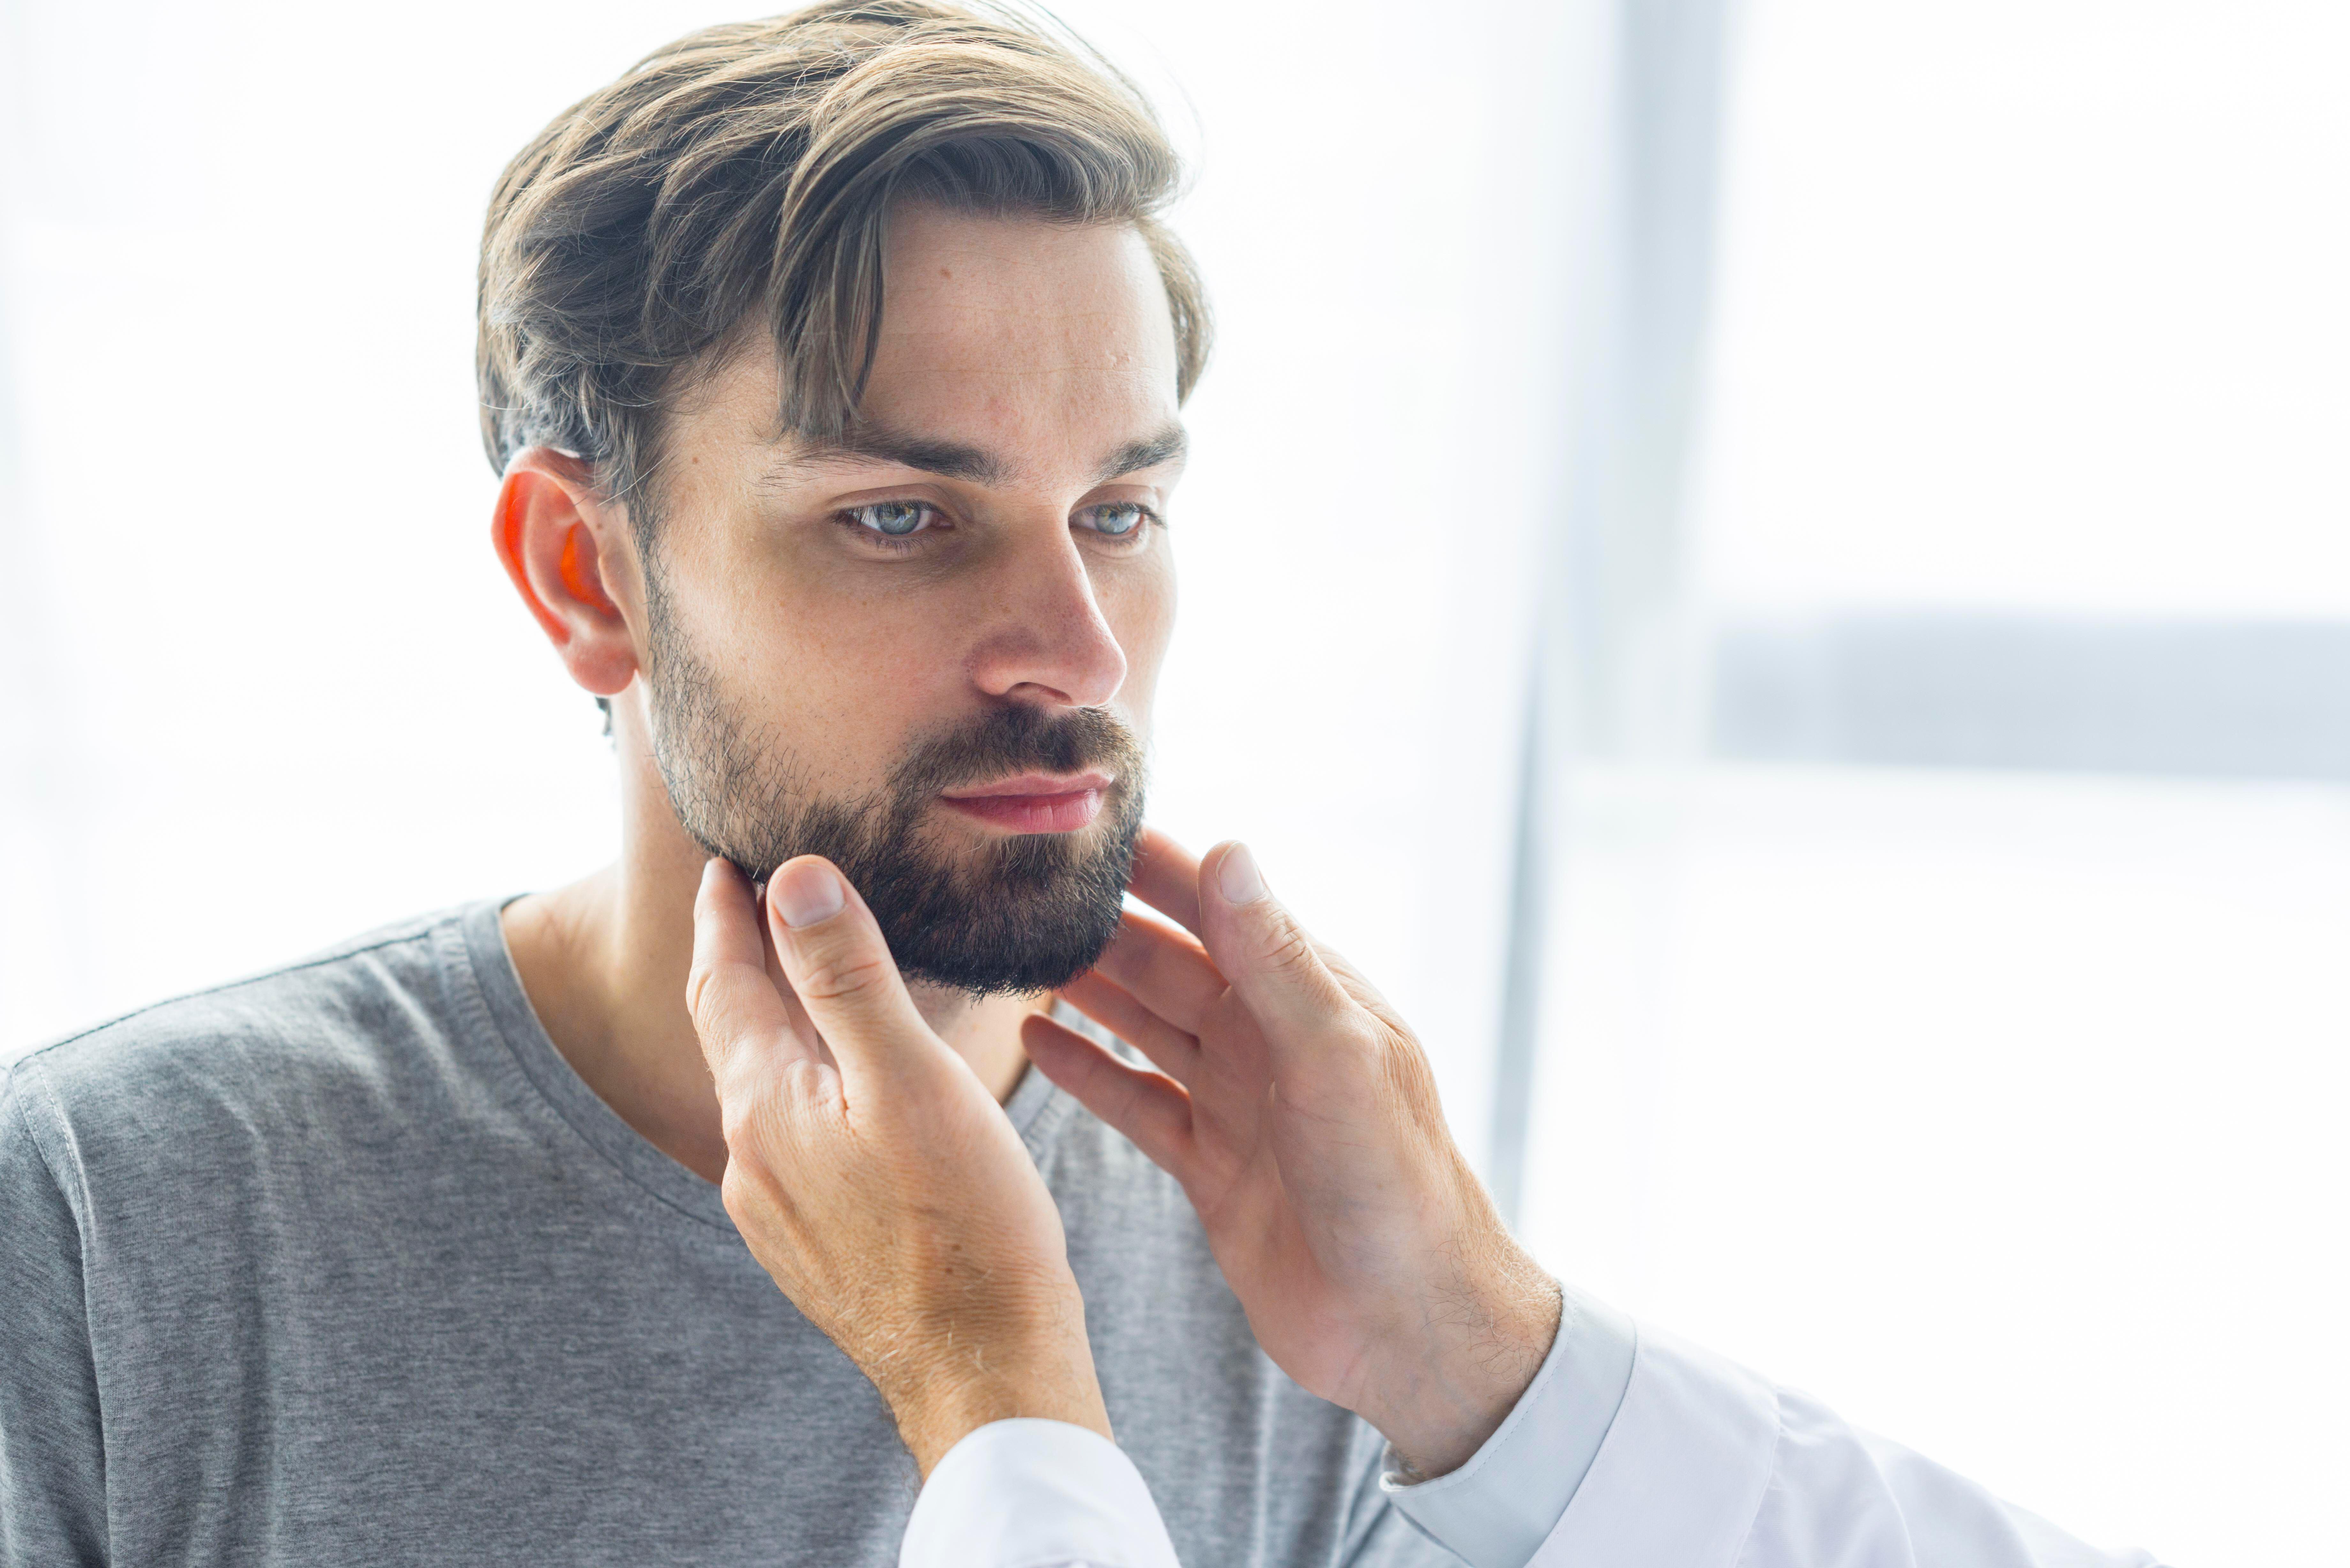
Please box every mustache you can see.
[889,705,1143,801]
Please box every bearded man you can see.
[0,7,1452,1564]
[0,5,2156,1568]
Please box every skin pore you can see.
[492,205,1185,1186]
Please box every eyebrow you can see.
[775,427,1008,486]
[772,421,1187,489]
[1094,425,1187,484]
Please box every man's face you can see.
[633,205,1183,995]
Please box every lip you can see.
[940,771,1115,800]
[938,771,1113,834]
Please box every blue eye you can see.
[849,501,934,537]
[1085,503,1149,538]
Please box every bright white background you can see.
[3,3,2344,1564]
[1519,5,2348,1567]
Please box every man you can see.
[0,4,2152,1566]
[0,8,1443,1564]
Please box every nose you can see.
[966,523,1128,711]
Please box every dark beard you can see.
[640,576,1144,997]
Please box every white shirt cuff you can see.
[899,1418,1182,1568]
[1527,1328,1779,1567]
[1380,1282,1639,1568]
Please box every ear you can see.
[491,448,641,699]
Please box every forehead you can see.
[682,207,1182,473]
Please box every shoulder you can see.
[5,905,488,1183]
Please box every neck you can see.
[501,704,1042,1186]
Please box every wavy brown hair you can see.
[477,0,1210,538]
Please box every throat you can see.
[911,986,1049,1105]
[501,872,1044,1190]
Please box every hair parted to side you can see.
[477,0,1210,534]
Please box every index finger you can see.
[1128,824,1204,936]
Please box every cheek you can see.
[714,580,952,766]
[796,608,947,714]
[1103,553,1177,700]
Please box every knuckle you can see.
[717,1163,776,1231]
[683,961,722,1027]
[792,937,894,1006]
[777,1058,836,1104]
[719,1089,800,1159]
[717,1095,769,1153]
[1375,1029,1444,1107]
[717,1164,751,1217]
[1256,913,1318,974]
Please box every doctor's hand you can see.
[686,856,1111,1478]
[1023,828,1561,1480]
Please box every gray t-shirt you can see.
[0,901,1455,1567]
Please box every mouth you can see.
[937,770,1114,834]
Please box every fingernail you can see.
[771,862,845,928]
[1219,843,1267,906]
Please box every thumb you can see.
[763,856,943,1097]
[1198,842,1357,1035]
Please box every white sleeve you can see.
[898,1418,1181,1568]
[1396,1301,2167,1568]
[898,1321,2166,1568]
[1381,1283,1640,1566]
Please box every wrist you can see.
[876,1298,1112,1477]
[1361,1240,1561,1480]
[891,1369,1112,1478]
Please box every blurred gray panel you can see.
[1711,615,2350,780]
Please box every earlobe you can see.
[490,449,641,698]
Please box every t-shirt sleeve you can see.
[0,1060,108,1567]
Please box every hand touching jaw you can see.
[683,824,1559,1484]
[1025,827,1561,1478]
[686,856,1111,1478]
